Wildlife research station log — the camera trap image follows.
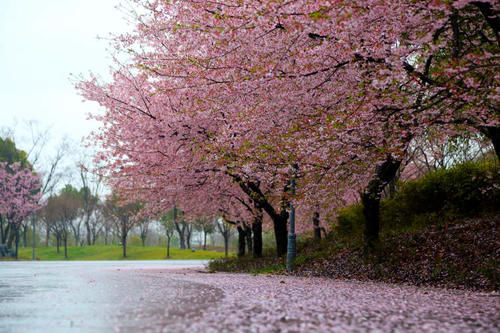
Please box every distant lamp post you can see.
[32,214,36,260]
[286,165,298,272]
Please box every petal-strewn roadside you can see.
[149,270,499,332]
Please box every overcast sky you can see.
[0,0,130,155]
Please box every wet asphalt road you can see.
[0,261,215,332]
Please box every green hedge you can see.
[336,159,500,237]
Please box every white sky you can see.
[0,0,130,154]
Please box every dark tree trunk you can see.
[244,225,252,254]
[252,220,263,258]
[186,224,192,249]
[224,233,229,259]
[0,216,4,244]
[233,176,288,257]
[237,226,246,257]
[86,220,91,246]
[174,222,186,249]
[361,156,401,249]
[313,211,321,240]
[64,235,68,259]
[121,222,128,258]
[122,235,127,258]
[166,236,171,258]
[274,210,288,257]
[15,226,19,260]
[481,126,500,160]
[361,192,381,248]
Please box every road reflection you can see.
[0,260,213,332]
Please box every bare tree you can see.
[104,197,138,258]
[137,219,150,247]
[89,205,106,245]
[79,160,104,245]
[100,207,115,245]
[405,132,491,179]
[194,219,215,250]
[43,186,81,258]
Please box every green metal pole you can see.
[286,178,296,272]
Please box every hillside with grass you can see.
[16,245,228,261]
[209,159,500,291]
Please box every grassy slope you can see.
[291,216,498,291]
[14,245,229,261]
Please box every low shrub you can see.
[208,248,283,273]
[337,159,500,236]
[336,203,365,239]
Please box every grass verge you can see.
[5,245,230,261]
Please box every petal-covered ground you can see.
[147,270,499,332]
[0,261,498,332]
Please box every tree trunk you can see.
[15,226,19,260]
[64,234,68,259]
[274,210,288,257]
[174,222,186,249]
[186,224,192,249]
[252,215,263,258]
[362,156,401,249]
[7,224,15,249]
[224,233,229,259]
[86,219,91,246]
[481,126,500,160]
[203,231,207,250]
[167,236,170,258]
[122,235,127,258]
[313,211,321,240]
[237,226,246,257]
[234,177,288,257]
[244,225,252,255]
[122,223,127,258]
[0,216,4,244]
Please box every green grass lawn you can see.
[15,245,230,261]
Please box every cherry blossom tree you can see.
[78,0,498,252]
[0,161,43,256]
